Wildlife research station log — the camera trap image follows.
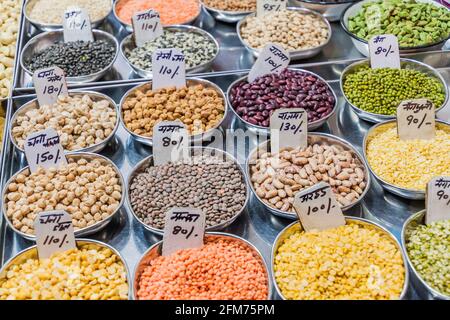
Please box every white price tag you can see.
[33,67,68,107]
[426,177,450,224]
[397,99,435,141]
[132,9,163,47]
[257,0,287,17]
[63,7,93,42]
[369,35,400,69]
[153,121,189,166]
[270,108,307,154]
[34,211,76,260]
[293,182,346,232]
[162,207,205,256]
[248,43,290,83]
[152,48,186,91]
[24,128,68,173]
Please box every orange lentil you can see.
[115,0,200,25]
[136,238,269,300]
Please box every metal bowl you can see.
[236,7,332,60]
[1,152,126,241]
[290,0,358,22]
[9,91,119,154]
[0,238,132,300]
[201,1,254,23]
[227,68,338,135]
[119,78,228,146]
[246,133,371,219]
[119,25,219,78]
[127,146,249,235]
[401,210,450,300]
[272,217,409,300]
[132,232,271,300]
[363,120,450,200]
[20,29,119,84]
[113,0,202,33]
[23,0,113,32]
[341,0,450,57]
[340,58,449,123]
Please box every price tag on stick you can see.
[24,128,68,173]
[257,0,287,17]
[369,35,400,69]
[248,43,290,83]
[63,7,94,42]
[425,176,450,224]
[152,48,186,91]
[153,121,189,165]
[270,108,307,154]
[162,207,205,256]
[34,211,76,260]
[397,99,435,141]
[33,66,68,107]
[132,9,163,47]
[293,182,346,232]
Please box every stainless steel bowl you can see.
[201,1,254,23]
[119,25,219,78]
[340,58,449,123]
[227,68,338,135]
[363,120,450,200]
[246,133,370,219]
[119,78,228,146]
[290,0,357,22]
[236,7,332,60]
[20,29,119,84]
[0,238,132,300]
[401,210,449,300]
[127,146,249,235]
[341,0,450,57]
[1,152,126,241]
[132,232,271,300]
[23,0,113,32]
[113,0,202,33]
[272,217,409,300]
[9,91,119,154]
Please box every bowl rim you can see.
[340,0,450,50]
[1,151,126,241]
[339,58,449,120]
[271,217,410,300]
[8,90,120,153]
[245,132,371,219]
[126,146,250,235]
[132,231,272,300]
[200,0,254,15]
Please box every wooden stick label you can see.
[132,9,163,47]
[153,121,189,165]
[33,67,68,107]
[369,34,400,69]
[63,7,93,42]
[248,43,290,83]
[270,108,307,154]
[397,99,435,141]
[426,176,450,224]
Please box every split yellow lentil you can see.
[0,244,129,300]
[366,123,450,190]
[274,222,405,300]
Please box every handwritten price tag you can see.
[293,182,345,232]
[152,48,186,91]
[248,43,290,83]
[426,176,450,224]
[153,121,189,165]
[33,67,68,107]
[132,9,163,47]
[63,7,93,42]
[257,0,287,17]
[162,207,205,256]
[34,211,76,260]
[270,108,307,154]
[369,35,400,69]
[397,99,435,141]
[24,128,68,173]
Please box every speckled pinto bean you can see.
[230,69,335,127]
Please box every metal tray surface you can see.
[3,53,450,298]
